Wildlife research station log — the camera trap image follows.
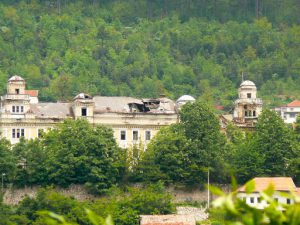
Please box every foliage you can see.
[231,109,300,183]
[210,180,300,225]
[0,1,298,108]
[0,139,15,184]
[2,183,173,225]
[136,100,229,186]
[10,119,126,194]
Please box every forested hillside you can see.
[0,0,299,108]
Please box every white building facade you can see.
[274,100,300,123]
[0,75,188,148]
[237,177,298,209]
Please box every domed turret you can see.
[238,80,257,99]
[7,75,26,95]
[233,80,263,123]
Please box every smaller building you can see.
[140,215,196,225]
[274,100,300,123]
[237,177,299,209]
[222,80,263,130]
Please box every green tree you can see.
[43,119,126,194]
[0,139,15,185]
[179,100,228,183]
[254,109,299,177]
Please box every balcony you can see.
[234,98,263,105]
[3,94,30,101]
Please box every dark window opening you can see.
[15,89,20,94]
[287,199,291,204]
[120,131,126,140]
[20,106,24,112]
[133,131,138,141]
[245,111,248,117]
[12,128,24,138]
[250,197,254,203]
[81,108,87,116]
[12,106,15,113]
[16,106,19,113]
[247,93,251,98]
[145,131,151,140]
[253,110,256,117]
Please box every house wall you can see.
[237,192,293,209]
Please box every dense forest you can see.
[0,0,299,109]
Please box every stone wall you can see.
[3,185,95,205]
[3,184,231,205]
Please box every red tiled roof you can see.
[214,105,224,111]
[238,177,296,192]
[287,100,300,107]
[25,90,39,97]
[140,215,195,225]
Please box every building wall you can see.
[237,192,293,209]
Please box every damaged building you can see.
[0,76,186,148]
[221,80,263,129]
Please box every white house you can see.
[237,177,299,209]
[275,100,300,123]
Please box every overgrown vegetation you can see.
[0,1,298,108]
[0,182,174,225]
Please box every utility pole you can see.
[1,173,6,192]
[207,168,210,209]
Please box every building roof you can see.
[25,90,39,97]
[286,100,300,107]
[238,177,296,193]
[93,96,176,113]
[30,103,72,118]
[140,215,196,225]
[240,80,256,87]
[8,75,25,82]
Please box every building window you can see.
[12,106,15,113]
[20,106,24,112]
[247,93,251,98]
[253,110,256,117]
[12,128,25,138]
[81,107,87,116]
[274,198,279,203]
[16,106,19,113]
[250,197,254,203]
[120,130,126,140]
[245,111,248,117]
[258,197,262,203]
[133,130,138,141]
[287,198,291,204]
[15,89,19,94]
[145,131,151,141]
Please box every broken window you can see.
[81,107,87,116]
[133,130,138,141]
[120,130,126,140]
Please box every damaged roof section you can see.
[93,96,176,114]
